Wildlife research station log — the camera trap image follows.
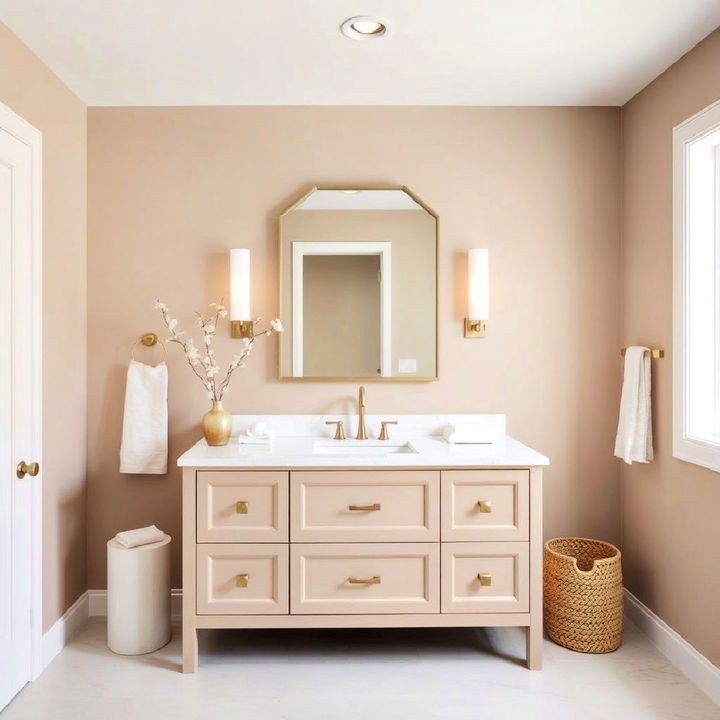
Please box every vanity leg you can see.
[526,622,542,670]
[527,467,543,670]
[182,623,198,673]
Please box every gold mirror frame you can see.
[278,184,439,382]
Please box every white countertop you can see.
[177,435,549,469]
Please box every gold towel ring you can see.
[131,333,167,361]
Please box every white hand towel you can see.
[120,360,168,474]
[115,525,166,549]
[442,424,494,444]
[614,346,654,464]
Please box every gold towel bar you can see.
[620,348,664,359]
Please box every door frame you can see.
[0,101,43,679]
[291,241,392,377]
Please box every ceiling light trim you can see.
[340,16,391,40]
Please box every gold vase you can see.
[202,400,232,446]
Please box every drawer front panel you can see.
[441,470,529,541]
[291,471,439,542]
[291,543,440,614]
[197,544,288,615]
[197,471,288,542]
[441,542,529,613]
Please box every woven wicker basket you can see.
[544,537,623,654]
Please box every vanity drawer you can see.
[197,471,288,542]
[196,544,288,615]
[441,542,529,613]
[290,471,439,542]
[441,470,529,541]
[290,543,440,614]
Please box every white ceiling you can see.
[1,0,719,106]
[296,190,422,211]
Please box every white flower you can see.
[265,330,271,336]
[187,345,200,360]
[204,323,216,334]
[168,318,178,331]
[207,367,218,378]
[208,349,214,356]
[240,362,247,369]
[155,301,167,311]
[271,318,284,332]
[207,391,214,399]
[242,338,252,349]
[219,309,228,318]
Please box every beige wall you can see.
[87,106,622,588]
[621,28,720,665]
[280,208,437,377]
[0,23,87,630]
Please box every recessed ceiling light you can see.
[340,16,390,40]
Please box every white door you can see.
[0,104,42,711]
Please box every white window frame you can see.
[673,98,720,472]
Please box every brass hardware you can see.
[620,347,664,359]
[477,573,492,586]
[235,573,249,588]
[325,420,346,441]
[16,461,39,479]
[348,575,381,585]
[378,420,398,441]
[230,320,254,339]
[356,386,368,440]
[236,501,249,514]
[464,318,487,338]
[477,500,492,513]
[348,503,381,512]
[131,333,166,360]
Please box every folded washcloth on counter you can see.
[238,422,275,445]
[114,524,166,549]
[442,424,495,445]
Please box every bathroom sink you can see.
[312,440,418,456]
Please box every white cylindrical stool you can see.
[107,534,171,655]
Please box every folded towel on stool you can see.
[114,524,166,549]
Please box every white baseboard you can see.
[88,588,183,618]
[624,589,720,706]
[40,591,89,674]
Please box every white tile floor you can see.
[3,618,719,720]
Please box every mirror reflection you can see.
[279,187,437,380]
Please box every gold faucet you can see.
[356,386,368,440]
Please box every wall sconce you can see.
[230,248,253,338]
[465,248,488,338]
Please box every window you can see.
[673,100,720,471]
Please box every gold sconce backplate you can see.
[464,319,486,338]
[230,321,254,339]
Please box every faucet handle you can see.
[325,420,346,441]
[378,421,398,441]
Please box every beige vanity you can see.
[178,413,548,672]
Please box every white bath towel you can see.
[120,360,168,474]
[115,525,166,549]
[614,346,654,464]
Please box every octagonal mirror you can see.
[278,186,437,381]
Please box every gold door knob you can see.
[235,573,249,588]
[236,501,249,514]
[16,461,39,479]
[477,500,492,513]
[477,573,492,586]
[348,576,381,585]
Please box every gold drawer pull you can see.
[348,503,381,512]
[236,501,249,514]
[477,573,492,586]
[477,500,492,513]
[348,575,381,585]
[235,573,249,588]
